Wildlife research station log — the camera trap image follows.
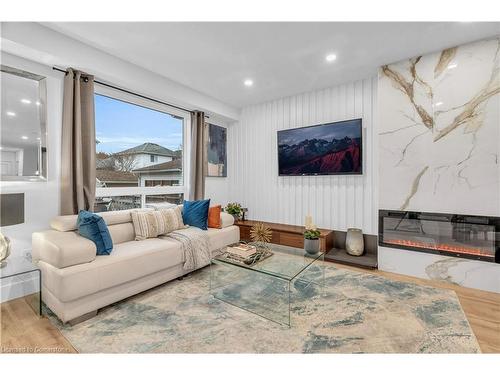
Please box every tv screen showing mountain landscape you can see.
[278,119,362,175]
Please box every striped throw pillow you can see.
[131,206,185,240]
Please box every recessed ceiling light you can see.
[325,53,337,62]
[35,101,41,106]
[6,111,16,117]
[244,79,254,87]
[21,99,31,104]
[434,101,444,107]
[21,136,29,140]
[447,63,458,69]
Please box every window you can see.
[94,89,189,211]
[94,195,141,213]
[144,180,175,187]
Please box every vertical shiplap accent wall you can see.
[226,77,378,234]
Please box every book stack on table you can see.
[225,243,257,262]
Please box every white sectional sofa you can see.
[32,208,239,324]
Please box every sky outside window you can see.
[95,94,183,154]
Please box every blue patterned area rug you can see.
[46,263,481,353]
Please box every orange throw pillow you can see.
[208,205,222,229]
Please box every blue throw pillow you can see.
[182,199,210,230]
[77,210,113,255]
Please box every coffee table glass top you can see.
[212,243,323,281]
[0,254,38,278]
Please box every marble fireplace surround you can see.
[377,37,500,293]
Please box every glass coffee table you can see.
[210,243,324,326]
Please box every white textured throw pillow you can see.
[131,206,185,240]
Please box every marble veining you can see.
[379,37,500,215]
[45,263,481,353]
[425,258,469,284]
[378,246,500,293]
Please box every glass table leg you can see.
[210,261,291,326]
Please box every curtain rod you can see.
[52,66,196,115]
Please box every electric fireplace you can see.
[379,210,500,263]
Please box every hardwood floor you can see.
[1,266,498,353]
[0,296,76,353]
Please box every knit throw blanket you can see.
[165,227,211,271]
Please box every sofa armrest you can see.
[220,212,235,228]
[32,230,96,268]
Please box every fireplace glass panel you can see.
[379,211,498,262]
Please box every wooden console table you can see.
[235,219,378,269]
[234,219,334,252]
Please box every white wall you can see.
[222,77,378,234]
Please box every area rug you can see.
[45,263,481,353]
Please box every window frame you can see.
[94,85,191,208]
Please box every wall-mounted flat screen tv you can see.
[277,118,362,176]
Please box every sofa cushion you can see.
[182,199,210,230]
[131,206,185,240]
[39,237,184,302]
[50,208,153,232]
[77,210,113,255]
[208,205,222,229]
[107,222,135,245]
[220,212,235,228]
[32,230,97,268]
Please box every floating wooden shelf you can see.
[235,219,378,269]
[234,219,333,252]
[325,248,378,269]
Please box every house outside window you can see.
[93,89,190,212]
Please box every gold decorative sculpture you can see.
[250,222,272,243]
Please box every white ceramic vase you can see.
[346,228,364,256]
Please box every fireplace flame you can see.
[384,239,493,258]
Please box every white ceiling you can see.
[43,22,500,108]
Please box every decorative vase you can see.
[304,238,320,254]
[346,228,364,256]
[0,233,11,268]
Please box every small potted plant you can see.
[304,228,321,254]
[224,202,243,220]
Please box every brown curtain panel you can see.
[60,68,96,215]
[189,111,207,200]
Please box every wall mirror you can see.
[1,65,47,181]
